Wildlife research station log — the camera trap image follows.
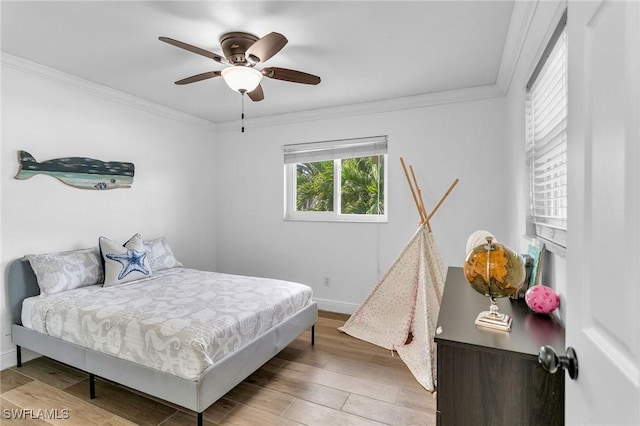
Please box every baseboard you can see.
[314,298,358,315]
[1,347,41,371]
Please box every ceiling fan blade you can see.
[159,37,227,64]
[261,67,321,85]
[248,84,264,101]
[246,32,288,64]
[175,71,222,85]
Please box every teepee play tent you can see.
[339,159,458,391]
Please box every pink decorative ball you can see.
[525,285,560,314]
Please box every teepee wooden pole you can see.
[409,165,430,231]
[428,178,459,221]
[409,166,428,220]
[400,158,426,225]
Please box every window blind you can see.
[525,11,567,246]
[283,135,388,164]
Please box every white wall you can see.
[504,0,567,319]
[0,58,218,367]
[214,95,509,313]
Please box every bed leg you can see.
[89,373,96,399]
[197,412,203,426]
[311,325,315,346]
[16,345,22,367]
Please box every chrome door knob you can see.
[538,345,579,380]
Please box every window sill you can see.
[522,234,567,257]
[284,214,388,224]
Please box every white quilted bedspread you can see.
[29,268,313,380]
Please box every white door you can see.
[566,0,640,424]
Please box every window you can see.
[525,11,567,247]
[284,135,388,222]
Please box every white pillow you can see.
[100,234,152,287]
[26,247,102,296]
[143,237,183,271]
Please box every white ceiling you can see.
[1,1,515,124]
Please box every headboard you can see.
[8,258,40,325]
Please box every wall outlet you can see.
[324,276,331,287]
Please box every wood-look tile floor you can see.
[0,311,436,425]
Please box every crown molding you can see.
[2,51,501,134]
[215,83,504,132]
[495,0,539,95]
[4,2,535,138]
[216,1,541,133]
[1,53,217,133]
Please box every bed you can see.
[7,236,317,425]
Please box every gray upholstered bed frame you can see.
[8,258,318,425]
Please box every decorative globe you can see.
[464,238,526,299]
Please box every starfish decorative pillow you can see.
[99,233,152,287]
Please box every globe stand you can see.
[475,297,512,331]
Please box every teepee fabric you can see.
[338,226,445,391]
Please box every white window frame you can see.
[525,10,568,248]
[283,136,388,223]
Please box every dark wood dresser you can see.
[434,267,565,426]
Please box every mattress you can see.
[21,294,41,330]
[25,268,313,381]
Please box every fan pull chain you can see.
[241,93,245,133]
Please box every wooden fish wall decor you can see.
[14,151,134,190]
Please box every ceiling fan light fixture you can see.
[221,67,263,93]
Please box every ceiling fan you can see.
[159,31,321,102]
